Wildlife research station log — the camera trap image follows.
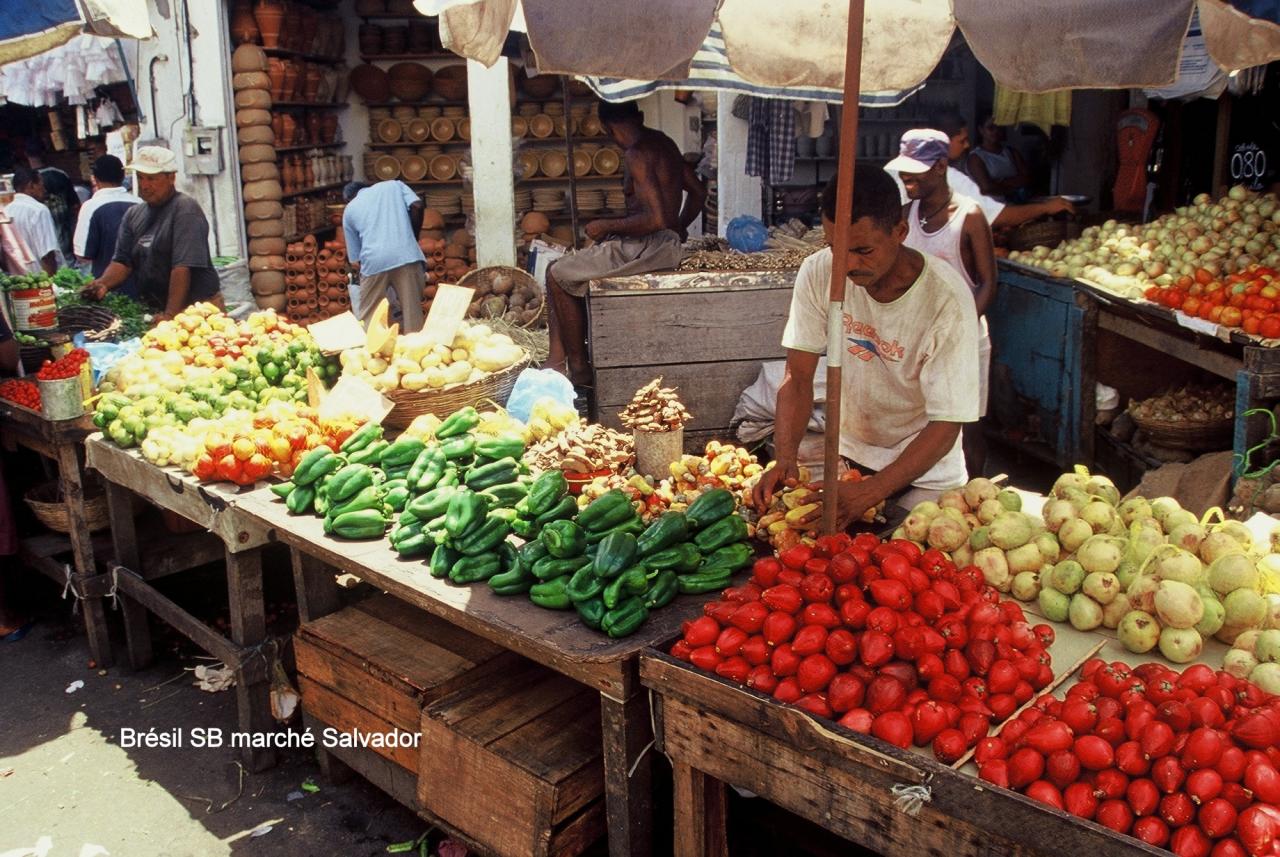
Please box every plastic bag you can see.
[76,337,140,387]
[505,367,576,422]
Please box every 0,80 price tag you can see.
[1231,142,1268,190]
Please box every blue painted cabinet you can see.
[988,264,1089,468]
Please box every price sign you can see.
[1230,141,1268,190]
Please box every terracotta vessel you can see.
[304,66,322,102]
[267,58,286,100]
[252,0,285,49]
[320,114,337,143]
[281,61,299,103]
[230,1,260,45]
[305,112,322,143]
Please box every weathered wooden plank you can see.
[590,269,798,295]
[547,800,607,857]
[85,436,273,551]
[1096,310,1241,381]
[588,288,790,369]
[672,762,727,857]
[290,549,341,623]
[593,360,764,435]
[300,676,419,771]
[643,653,1167,857]
[601,683,652,857]
[112,565,241,667]
[106,481,152,670]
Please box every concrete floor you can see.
[0,598,425,857]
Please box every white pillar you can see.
[467,57,516,267]
[717,107,761,236]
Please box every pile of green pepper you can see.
[490,485,754,638]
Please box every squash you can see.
[242,179,283,202]
[237,125,275,146]
[236,108,273,128]
[244,200,284,221]
[238,144,277,165]
[234,89,272,110]
[232,71,271,92]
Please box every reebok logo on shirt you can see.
[844,315,905,364]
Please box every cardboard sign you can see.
[318,374,394,425]
[307,312,367,355]
[422,283,474,346]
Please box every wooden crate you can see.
[419,658,606,857]
[295,594,512,772]
[587,270,794,449]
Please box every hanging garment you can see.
[993,84,1072,135]
[745,97,795,184]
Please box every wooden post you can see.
[672,762,728,857]
[104,480,153,670]
[290,549,341,624]
[1211,94,1232,199]
[55,442,111,666]
[226,547,276,772]
[601,687,654,857]
[822,0,867,534]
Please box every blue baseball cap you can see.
[885,129,950,174]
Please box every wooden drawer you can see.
[420,659,606,857]
[295,594,513,772]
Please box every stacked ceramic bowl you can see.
[575,189,603,212]
[532,188,564,213]
[606,190,627,212]
[514,188,533,215]
[425,189,461,216]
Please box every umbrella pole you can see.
[822,0,867,535]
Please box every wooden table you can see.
[85,436,278,770]
[641,650,1167,857]
[236,488,717,857]
[0,400,108,664]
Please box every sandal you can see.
[1,620,34,643]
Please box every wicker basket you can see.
[457,266,547,329]
[1131,413,1234,451]
[1008,219,1083,252]
[57,305,123,342]
[24,481,110,533]
[382,355,530,428]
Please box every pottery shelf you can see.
[357,12,441,20]
[275,142,347,153]
[518,136,611,146]
[359,53,458,62]
[363,99,470,108]
[262,46,344,65]
[281,181,347,200]
[517,175,624,184]
[367,140,472,148]
[272,101,349,109]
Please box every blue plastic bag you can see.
[505,367,576,423]
[726,215,769,252]
[76,337,141,387]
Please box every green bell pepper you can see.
[592,531,638,579]
[603,566,648,609]
[435,406,479,439]
[644,570,679,609]
[684,487,736,531]
[576,489,635,532]
[693,514,749,553]
[635,511,689,557]
[601,596,649,638]
[643,542,702,573]
[452,514,512,556]
[565,564,606,603]
[677,568,732,595]
[540,519,586,558]
[449,553,502,584]
[531,554,591,581]
[574,595,606,630]
[529,575,573,610]
[429,544,459,579]
[521,470,568,518]
[533,495,578,527]
[445,489,488,540]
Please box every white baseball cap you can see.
[885,129,951,175]
[126,146,179,174]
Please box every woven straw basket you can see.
[383,355,530,428]
[24,481,110,533]
[1131,414,1234,452]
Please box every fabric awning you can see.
[415,0,1280,95]
[0,0,151,67]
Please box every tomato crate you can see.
[419,657,606,857]
[295,594,515,772]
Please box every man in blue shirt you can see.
[76,155,141,298]
[341,180,426,332]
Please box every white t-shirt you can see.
[5,193,62,271]
[781,247,980,491]
[74,185,141,257]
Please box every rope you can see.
[60,563,81,614]
[107,566,120,611]
[1234,407,1280,481]
[890,782,932,817]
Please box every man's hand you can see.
[1045,197,1076,216]
[82,281,108,301]
[584,220,609,241]
[818,478,885,531]
[752,460,800,511]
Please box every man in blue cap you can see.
[889,129,997,476]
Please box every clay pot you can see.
[304,65,322,102]
[231,0,260,45]
[271,113,286,145]
[305,112,322,143]
[253,0,285,48]
[280,113,297,146]
[267,58,286,100]
[281,62,299,104]
[359,25,383,55]
[320,114,338,144]
[300,12,319,55]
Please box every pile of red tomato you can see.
[670,533,1056,764]
[981,659,1280,855]
[34,348,90,381]
[1144,266,1280,339]
[0,379,40,410]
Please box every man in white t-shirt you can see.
[752,165,980,527]
[5,167,62,275]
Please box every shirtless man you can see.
[544,100,706,389]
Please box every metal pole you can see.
[822,0,866,535]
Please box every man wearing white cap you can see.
[888,129,997,476]
[83,146,223,318]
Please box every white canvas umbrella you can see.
[418,0,1280,532]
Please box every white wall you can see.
[716,108,761,234]
[135,0,242,257]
